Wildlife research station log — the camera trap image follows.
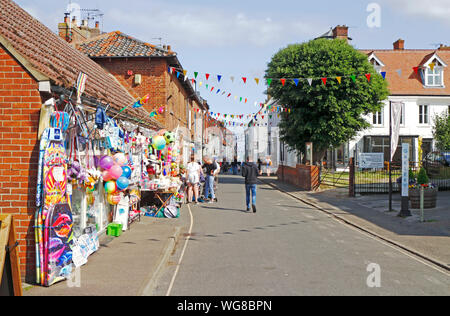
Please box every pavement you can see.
[23,210,190,296]
[259,176,450,271]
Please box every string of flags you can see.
[167,66,393,88]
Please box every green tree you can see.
[432,111,450,151]
[265,38,389,159]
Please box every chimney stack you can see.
[332,25,349,41]
[393,39,405,50]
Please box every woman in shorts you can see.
[186,155,202,204]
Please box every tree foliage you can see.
[432,110,450,151]
[265,39,390,156]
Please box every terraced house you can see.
[58,18,209,163]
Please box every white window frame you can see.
[425,66,444,87]
[418,105,429,125]
[372,110,383,126]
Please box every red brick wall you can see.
[94,57,171,128]
[277,164,320,191]
[0,45,42,282]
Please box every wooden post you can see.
[349,157,355,197]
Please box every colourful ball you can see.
[116,177,129,191]
[104,181,117,194]
[99,156,114,170]
[107,193,121,205]
[113,153,127,166]
[152,136,166,151]
[164,132,175,144]
[109,164,123,180]
[122,166,132,179]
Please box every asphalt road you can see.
[153,175,450,296]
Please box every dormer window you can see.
[425,64,443,87]
[422,53,447,88]
[368,53,385,74]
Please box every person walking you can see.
[186,155,202,204]
[265,156,273,177]
[202,156,219,203]
[242,157,261,213]
[232,156,238,175]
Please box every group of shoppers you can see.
[185,155,220,204]
[184,155,272,213]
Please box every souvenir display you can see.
[34,84,184,287]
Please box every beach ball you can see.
[122,166,132,179]
[104,181,117,194]
[107,193,121,205]
[113,153,127,166]
[152,136,166,151]
[116,177,129,191]
[102,170,113,182]
[109,164,123,180]
[99,156,114,170]
[164,132,175,144]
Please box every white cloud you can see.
[106,5,325,48]
[386,0,450,25]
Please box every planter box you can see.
[409,187,438,209]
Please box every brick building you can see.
[0,0,160,281]
[58,24,209,164]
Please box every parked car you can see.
[423,151,450,176]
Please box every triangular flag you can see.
[245,98,247,103]
[227,93,231,97]
[240,97,243,102]
[381,72,386,80]
[336,77,342,84]
[267,78,272,86]
[194,72,198,79]
[216,89,221,94]
[307,78,313,86]
[176,72,181,78]
[429,63,435,71]
[413,67,419,75]
[242,77,247,84]
[211,87,214,92]
[350,75,356,83]
[255,78,260,85]
[206,84,209,89]
[293,79,299,86]
[199,81,203,87]
[280,78,286,86]
[321,78,327,86]
[365,73,371,82]
[217,75,222,82]
[183,70,187,77]
[206,73,210,80]
[191,79,195,85]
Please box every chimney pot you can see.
[332,25,349,41]
[393,39,405,50]
[95,21,100,29]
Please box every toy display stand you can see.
[0,215,22,296]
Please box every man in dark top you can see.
[202,156,219,203]
[241,157,262,213]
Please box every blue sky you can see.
[15,0,450,131]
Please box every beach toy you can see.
[104,181,117,194]
[113,153,127,166]
[99,156,114,170]
[122,166,132,179]
[109,164,123,180]
[152,136,166,150]
[116,177,129,191]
